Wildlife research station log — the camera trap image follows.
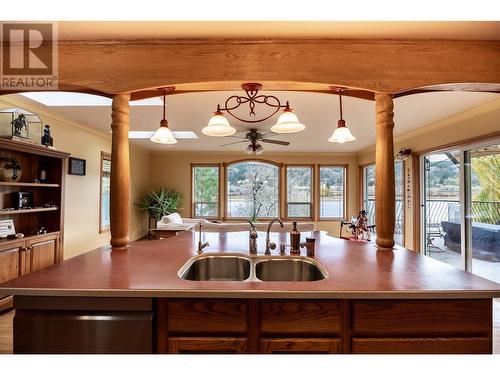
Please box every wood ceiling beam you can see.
[51,38,499,96]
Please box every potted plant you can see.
[137,187,183,221]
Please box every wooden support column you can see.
[375,93,395,250]
[110,93,131,249]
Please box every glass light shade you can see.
[328,121,356,143]
[202,112,236,137]
[244,143,264,155]
[150,121,177,144]
[270,109,305,134]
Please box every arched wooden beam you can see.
[129,85,375,101]
[55,38,500,95]
[0,89,113,99]
[393,83,500,98]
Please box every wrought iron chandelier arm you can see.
[212,83,292,124]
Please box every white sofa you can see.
[157,213,316,232]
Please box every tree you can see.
[194,167,219,216]
[227,162,279,219]
[471,154,500,201]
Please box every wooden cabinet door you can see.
[352,337,491,354]
[168,338,247,354]
[260,338,342,354]
[0,247,20,284]
[28,238,57,273]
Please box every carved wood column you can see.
[375,93,395,250]
[110,93,131,249]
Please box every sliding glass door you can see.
[421,150,462,265]
[421,141,499,284]
[465,143,500,283]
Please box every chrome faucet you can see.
[197,221,209,254]
[247,220,258,254]
[265,218,284,255]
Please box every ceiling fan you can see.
[221,129,290,155]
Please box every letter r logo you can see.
[2,23,53,75]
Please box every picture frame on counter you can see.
[68,157,86,176]
[0,219,16,238]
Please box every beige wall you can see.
[0,95,150,259]
[357,97,500,250]
[149,152,359,237]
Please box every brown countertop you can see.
[1,231,500,299]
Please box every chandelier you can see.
[202,83,305,137]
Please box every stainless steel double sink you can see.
[178,253,328,282]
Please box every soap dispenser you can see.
[290,221,301,255]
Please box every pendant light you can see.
[202,105,237,137]
[328,90,356,143]
[150,88,177,144]
[271,102,306,134]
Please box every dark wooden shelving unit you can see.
[0,139,69,311]
[0,182,60,188]
[0,207,59,216]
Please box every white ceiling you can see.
[56,21,500,40]
[15,91,500,153]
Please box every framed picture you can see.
[0,219,16,238]
[68,157,86,176]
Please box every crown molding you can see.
[0,94,150,153]
[149,150,358,157]
[356,96,500,157]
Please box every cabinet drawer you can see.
[168,337,247,353]
[260,338,342,354]
[352,337,491,354]
[260,300,341,336]
[352,299,491,337]
[166,299,247,335]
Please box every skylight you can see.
[20,92,162,106]
[128,131,199,139]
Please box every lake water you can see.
[227,201,343,218]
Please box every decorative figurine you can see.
[11,113,28,137]
[36,226,47,235]
[41,125,54,147]
[1,108,42,143]
[341,209,376,241]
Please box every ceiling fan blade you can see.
[221,140,248,147]
[262,139,290,146]
[261,131,279,138]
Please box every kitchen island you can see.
[1,231,499,354]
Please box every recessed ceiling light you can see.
[20,92,162,106]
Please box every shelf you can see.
[0,182,60,188]
[0,138,70,159]
[0,207,59,215]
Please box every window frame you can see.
[317,164,347,221]
[99,151,111,233]
[224,159,282,221]
[191,163,221,220]
[360,162,405,247]
[360,163,376,212]
[284,164,315,221]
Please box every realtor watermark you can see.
[0,22,58,90]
